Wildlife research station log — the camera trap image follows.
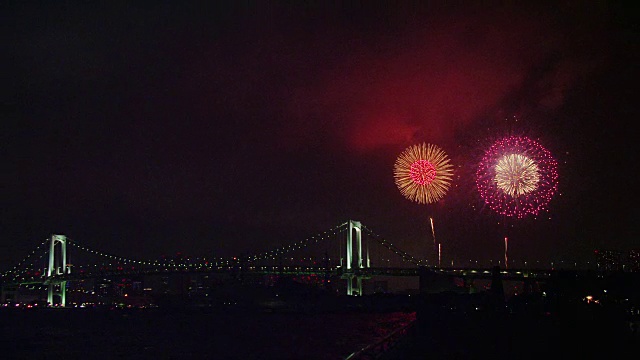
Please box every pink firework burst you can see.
[410,160,437,185]
[476,136,558,218]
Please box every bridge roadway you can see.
[3,265,554,286]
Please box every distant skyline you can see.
[2,1,638,271]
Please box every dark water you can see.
[381,298,640,360]
[0,308,415,360]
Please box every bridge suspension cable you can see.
[67,238,169,267]
[361,225,426,267]
[244,221,348,262]
[64,238,233,272]
[1,238,50,282]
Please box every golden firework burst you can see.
[394,143,454,204]
[494,153,540,197]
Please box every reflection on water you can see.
[0,308,415,359]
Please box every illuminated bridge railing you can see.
[3,265,555,285]
[437,268,553,280]
[16,265,341,282]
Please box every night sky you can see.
[2,1,637,271]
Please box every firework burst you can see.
[476,136,558,218]
[394,143,454,204]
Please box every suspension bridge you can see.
[0,220,552,307]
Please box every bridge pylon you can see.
[341,220,371,296]
[45,234,71,306]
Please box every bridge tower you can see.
[45,234,71,306]
[341,220,370,296]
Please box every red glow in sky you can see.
[280,5,605,154]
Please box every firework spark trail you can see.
[429,217,436,247]
[504,236,509,269]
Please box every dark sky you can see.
[2,1,638,270]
